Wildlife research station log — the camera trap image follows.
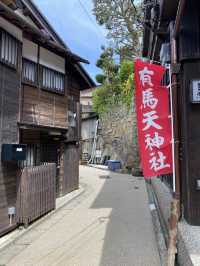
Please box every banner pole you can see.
[168,64,176,193]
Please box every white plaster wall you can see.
[39,47,65,73]
[23,39,38,63]
[80,97,93,106]
[0,17,22,41]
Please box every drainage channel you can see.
[146,181,168,266]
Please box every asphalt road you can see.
[0,166,160,266]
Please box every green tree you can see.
[95,74,106,84]
[93,47,134,114]
[96,46,119,80]
[119,60,134,107]
[93,0,142,57]
[93,47,120,113]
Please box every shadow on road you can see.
[90,171,160,266]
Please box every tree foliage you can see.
[95,74,106,84]
[92,1,141,114]
[93,47,134,114]
[119,60,134,107]
[93,0,142,57]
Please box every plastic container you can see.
[107,160,121,171]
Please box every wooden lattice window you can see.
[22,58,37,85]
[0,30,18,68]
[42,66,65,94]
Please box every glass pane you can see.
[1,31,18,67]
[41,66,64,93]
[23,59,36,83]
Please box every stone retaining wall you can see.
[97,102,140,174]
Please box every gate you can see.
[61,144,79,195]
[17,163,56,227]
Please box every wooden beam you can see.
[174,0,186,38]
[1,0,16,6]
[18,122,68,132]
[155,28,168,36]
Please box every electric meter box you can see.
[1,144,27,161]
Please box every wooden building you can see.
[0,0,95,236]
[80,88,98,163]
[143,0,200,225]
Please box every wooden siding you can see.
[67,102,81,142]
[21,85,68,129]
[59,144,79,196]
[159,0,179,21]
[0,61,21,236]
[68,68,81,102]
[69,87,80,102]
[180,61,200,225]
[67,73,81,142]
[20,129,40,144]
[17,163,56,227]
[179,1,200,61]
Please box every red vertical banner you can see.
[135,59,172,178]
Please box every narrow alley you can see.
[0,166,160,266]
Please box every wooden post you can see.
[167,21,182,266]
[167,198,180,266]
[58,142,65,197]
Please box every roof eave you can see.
[142,0,180,58]
[0,1,89,64]
[0,1,95,88]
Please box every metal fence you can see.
[17,163,56,227]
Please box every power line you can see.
[77,0,106,39]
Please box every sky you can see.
[33,0,108,83]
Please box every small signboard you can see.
[8,207,16,216]
[191,80,200,103]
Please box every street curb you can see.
[0,184,86,252]
[87,164,109,171]
[146,181,168,266]
[149,179,196,266]
[149,181,169,246]
[87,164,126,174]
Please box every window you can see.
[42,66,65,94]
[22,59,37,85]
[0,30,18,68]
